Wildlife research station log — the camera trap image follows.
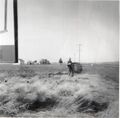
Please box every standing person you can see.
[67,58,74,77]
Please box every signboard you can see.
[0,45,15,63]
[0,0,18,63]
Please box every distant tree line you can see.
[26,59,51,65]
[19,58,64,65]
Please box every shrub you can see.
[73,63,82,73]
[59,58,63,64]
[40,59,50,64]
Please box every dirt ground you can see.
[0,62,119,118]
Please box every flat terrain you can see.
[0,62,119,118]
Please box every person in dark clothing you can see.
[67,58,74,77]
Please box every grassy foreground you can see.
[0,62,119,118]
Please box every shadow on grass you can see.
[27,97,58,111]
[75,96,108,113]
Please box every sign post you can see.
[13,0,18,63]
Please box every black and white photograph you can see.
[0,0,119,117]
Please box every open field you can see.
[0,62,119,118]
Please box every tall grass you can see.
[0,63,118,117]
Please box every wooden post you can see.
[4,0,7,31]
[13,0,18,63]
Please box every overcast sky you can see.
[0,0,119,62]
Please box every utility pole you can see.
[78,44,81,63]
[13,0,18,63]
[74,53,75,62]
